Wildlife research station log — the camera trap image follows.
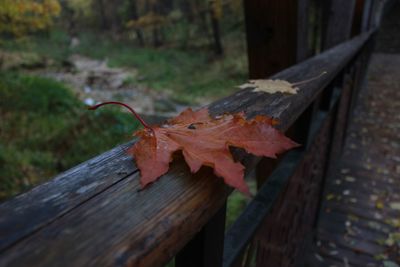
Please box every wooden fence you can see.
[0,0,390,266]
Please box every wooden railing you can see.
[0,1,389,267]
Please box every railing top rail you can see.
[0,30,373,267]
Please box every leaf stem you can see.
[88,101,152,130]
[292,71,328,86]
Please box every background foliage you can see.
[0,0,248,207]
[0,0,61,37]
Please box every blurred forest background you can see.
[0,0,249,216]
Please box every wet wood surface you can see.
[0,31,372,267]
[307,53,400,266]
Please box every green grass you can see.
[76,33,247,103]
[1,30,248,104]
[0,72,140,201]
[1,31,71,63]
[226,178,256,229]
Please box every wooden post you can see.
[175,204,227,267]
[245,0,313,186]
[243,0,310,78]
[322,0,357,49]
[368,0,387,28]
[352,0,373,36]
[319,0,357,143]
[243,1,318,266]
[352,0,366,36]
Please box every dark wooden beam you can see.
[243,0,310,78]
[322,0,357,49]
[175,204,227,267]
[223,150,303,267]
[352,0,374,36]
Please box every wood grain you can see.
[243,0,309,78]
[0,31,372,267]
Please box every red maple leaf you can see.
[89,102,299,195]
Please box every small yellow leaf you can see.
[374,254,388,261]
[326,193,335,201]
[239,79,298,94]
[387,219,400,228]
[348,214,359,221]
[396,165,400,174]
[345,176,356,182]
[238,72,327,95]
[390,202,400,210]
[376,200,384,210]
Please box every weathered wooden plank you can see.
[0,31,373,267]
[317,230,385,258]
[0,163,230,267]
[0,141,136,252]
[318,209,394,235]
[311,48,400,266]
[323,183,400,209]
[317,216,388,243]
[315,241,378,267]
[223,150,303,267]
[254,109,334,267]
[324,202,398,229]
[305,252,349,267]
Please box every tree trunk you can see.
[129,0,145,46]
[96,0,109,30]
[151,1,164,47]
[209,3,223,55]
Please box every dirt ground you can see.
[37,55,189,117]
